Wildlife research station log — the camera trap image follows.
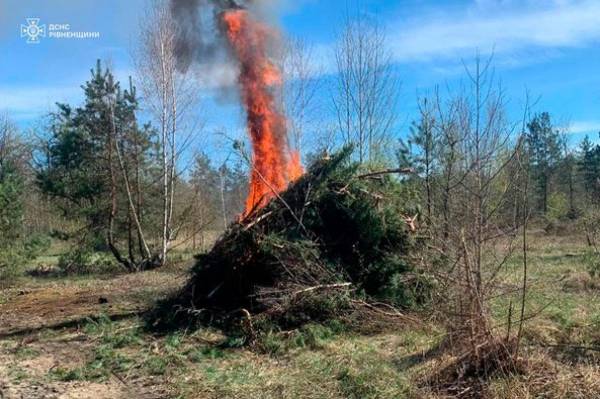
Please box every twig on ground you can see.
[291,283,352,297]
[351,299,421,324]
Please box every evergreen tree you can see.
[561,150,579,218]
[525,112,563,215]
[398,110,437,221]
[189,152,221,229]
[38,60,117,237]
[0,160,24,245]
[37,60,159,271]
[0,119,29,281]
[579,134,600,203]
[224,158,249,222]
[0,118,27,246]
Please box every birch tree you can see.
[279,37,321,155]
[333,12,398,163]
[135,1,198,265]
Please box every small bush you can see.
[23,234,52,259]
[50,344,133,382]
[546,192,569,222]
[584,251,600,279]
[58,249,119,275]
[0,247,26,285]
[291,324,337,349]
[145,356,169,375]
[0,234,52,284]
[143,333,187,376]
[51,316,142,382]
[83,315,143,348]
[197,347,226,360]
[50,367,85,382]
[580,208,600,246]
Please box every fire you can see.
[288,150,303,182]
[222,9,303,217]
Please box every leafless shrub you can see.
[412,55,533,392]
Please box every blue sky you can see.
[1,0,600,148]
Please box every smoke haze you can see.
[169,0,301,215]
[169,0,262,74]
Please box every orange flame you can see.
[288,150,303,182]
[222,9,303,217]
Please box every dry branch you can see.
[357,168,413,179]
[291,283,352,297]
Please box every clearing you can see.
[1,233,599,398]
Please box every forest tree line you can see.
[1,2,600,280]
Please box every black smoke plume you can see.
[169,0,252,72]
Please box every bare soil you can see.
[0,271,184,336]
[0,270,186,399]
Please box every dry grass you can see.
[0,269,186,336]
[0,232,599,398]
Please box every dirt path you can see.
[0,271,185,337]
[0,270,186,398]
[0,334,170,398]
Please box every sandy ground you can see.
[0,270,186,398]
[0,271,184,337]
[0,339,168,398]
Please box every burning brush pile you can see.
[151,146,433,332]
[151,0,432,334]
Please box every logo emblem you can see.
[20,18,46,44]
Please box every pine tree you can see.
[579,134,600,203]
[525,112,563,215]
[398,106,437,221]
[0,120,27,281]
[37,60,159,271]
[190,152,221,229]
[0,160,24,245]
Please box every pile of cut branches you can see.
[151,146,433,331]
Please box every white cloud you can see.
[565,121,600,134]
[388,0,600,62]
[304,0,600,77]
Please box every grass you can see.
[49,316,142,382]
[490,233,600,354]
[33,313,433,397]
[2,232,600,398]
[172,332,432,399]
